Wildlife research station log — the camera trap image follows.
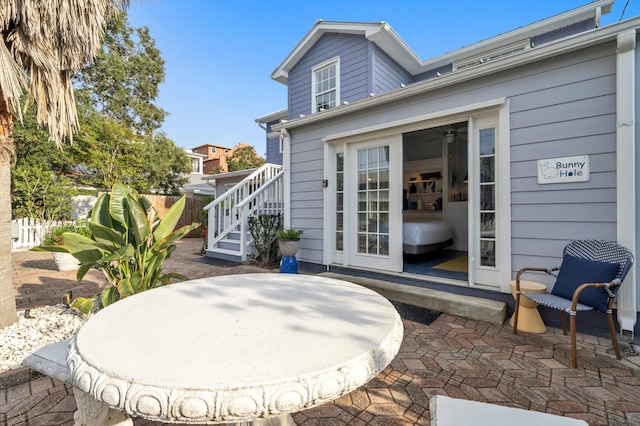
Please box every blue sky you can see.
[127,1,639,156]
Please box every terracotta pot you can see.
[52,252,80,271]
[278,239,300,257]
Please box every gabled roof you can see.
[271,0,614,85]
[271,21,422,84]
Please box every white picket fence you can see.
[11,218,69,251]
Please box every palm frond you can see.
[0,0,129,146]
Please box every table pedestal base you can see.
[228,414,295,426]
[73,389,132,426]
[73,387,294,426]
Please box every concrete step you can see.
[319,272,507,325]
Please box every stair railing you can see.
[204,164,283,259]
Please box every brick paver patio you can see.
[3,238,640,425]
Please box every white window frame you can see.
[311,57,340,113]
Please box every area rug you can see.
[432,256,468,273]
[391,301,441,325]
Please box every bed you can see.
[403,220,453,255]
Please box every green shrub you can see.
[248,214,281,266]
[42,220,92,246]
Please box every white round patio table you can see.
[67,273,404,425]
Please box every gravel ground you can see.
[0,305,86,373]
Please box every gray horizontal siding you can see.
[286,38,620,272]
[373,45,412,94]
[288,34,370,119]
[508,44,617,274]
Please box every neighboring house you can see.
[256,108,288,166]
[191,143,250,174]
[181,149,216,197]
[259,1,640,337]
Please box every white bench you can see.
[23,338,132,426]
[23,338,72,383]
[430,395,588,426]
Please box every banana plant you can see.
[34,184,200,313]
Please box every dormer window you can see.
[312,57,340,113]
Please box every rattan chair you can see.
[513,240,634,368]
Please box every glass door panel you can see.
[479,128,496,268]
[356,146,390,256]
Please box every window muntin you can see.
[356,146,390,256]
[312,58,339,113]
[479,128,496,267]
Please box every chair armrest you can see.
[515,266,559,292]
[570,279,621,311]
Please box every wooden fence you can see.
[145,195,206,238]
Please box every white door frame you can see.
[467,107,511,292]
[321,98,510,287]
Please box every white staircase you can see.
[204,164,284,262]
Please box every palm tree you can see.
[0,0,128,327]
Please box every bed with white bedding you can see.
[403,220,454,255]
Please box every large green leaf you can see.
[99,244,135,264]
[118,276,137,298]
[101,286,120,308]
[126,192,151,246]
[70,297,94,314]
[154,222,200,251]
[31,245,69,253]
[76,264,94,282]
[61,233,103,264]
[158,272,188,286]
[153,195,187,242]
[91,193,113,228]
[89,222,126,249]
[109,183,130,227]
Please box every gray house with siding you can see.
[260,0,640,337]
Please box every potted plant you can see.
[275,227,304,257]
[34,184,200,313]
[41,220,91,271]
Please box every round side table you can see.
[509,280,548,333]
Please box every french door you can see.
[469,113,510,289]
[347,137,403,272]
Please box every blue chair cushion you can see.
[551,254,620,312]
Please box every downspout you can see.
[280,128,291,229]
[615,29,636,339]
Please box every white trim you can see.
[312,57,341,113]
[615,30,636,337]
[323,98,506,143]
[453,40,531,71]
[498,103,512,293]
[281,130,291,228]
[273,18,640,134]
[271,1,613,83]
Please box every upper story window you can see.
[312,57,340,113]
[211,147,216,153]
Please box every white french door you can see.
[347,137,403,272]
[468,112,510,290]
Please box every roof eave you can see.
[422,0,615,70]
[271,20,422,85]
[272,17,639,133]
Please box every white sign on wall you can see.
[537,155,589,184]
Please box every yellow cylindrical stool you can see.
[509,280,548,333]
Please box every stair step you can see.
[206,247,243,263]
